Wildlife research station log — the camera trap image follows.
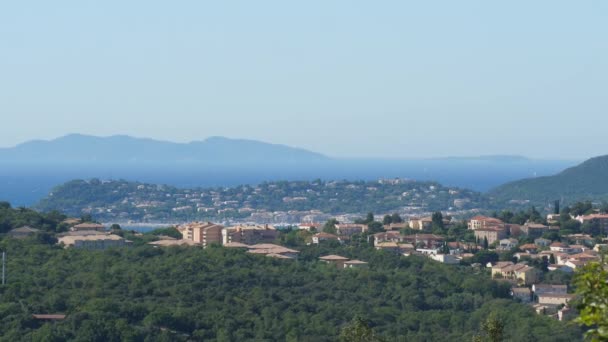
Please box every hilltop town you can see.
[36,178,489,224]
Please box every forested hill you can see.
[0,239,581,341]
[35,179,488,222]
[489,155,608,206]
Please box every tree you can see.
[323,219,338,234]
[432,212,444,229]
[339,317,379,342]
[368,221,384,234]
[382,215,392,225]
[483,237,489,250]
[554,200,560,215]
[473,314,504,342]
[575,261,608,341]
[390,213,403,223]
[365,212,375,225]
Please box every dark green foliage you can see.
[323,219,338,234]
[146,227,182,239]
[0,205,66,234]
[574,261,608,341]
[0,240,580,341]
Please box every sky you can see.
[1,1,606,159]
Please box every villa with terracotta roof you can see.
[7,226,40,239]
[247,243,299,258]
[58,233,126,250]
[549,242,571,253]
[474,227,506,245]
[312,232,339,244]
[319,255,350,268]
[537,294,575,306]
[491,262,539,285]
[468,216,504,230]
[576,214,608,234]
[71,223,106,232]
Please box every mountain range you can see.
[0,134,328,165]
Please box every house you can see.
[593,244,608,253]
[519,244,539,253]
[533,284,568,295]
[384,222,408,231]
[344,260,369,269]
[429,253,460,264]
[373,231,406,245]
[520,223,551,239]
[566,234,595,246]
[319,255,350,269]
[569,244,586,254]
[374,241,401,253]
[408,217,433,231]
[401,234,445,248]
[474,228,507,245]
[178,222,224,247]
[492,262,539,285]
[266,253,294,260]
[511,287,532,303]
[549,242,571,253]
[148,239,200,247]
[71,223,106,232]
[534,238,552,247]
[58,234,126,250]
[468,216,504,230]
[498,238,518,250]
[298,223,322,231]
[7,226,40,239]
[575,214,608,234]
[546,214,561,224]
[537,294,574,306]
[547,264,573,273]
[312,232,339,244]
[335,224,368,237]
[222,242,250,248]
[222,225,278,245]
[247,244,299,258]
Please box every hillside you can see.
[0,239,581,341]
[489,155,608,205]
[0,134,329,165]
[35,179,488,222]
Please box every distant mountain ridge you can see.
[489,155,608,205]
[0,134,329,164]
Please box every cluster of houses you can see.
[56,222,130,249]
[510,283,575,320]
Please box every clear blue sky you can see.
[1,1,606,159]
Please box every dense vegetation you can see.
[0,201,67,234]
[0,237,582,341]
[35,179,488,222]
[490,155,608,206]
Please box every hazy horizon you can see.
[0,133,584,161]
[1,1,606,159]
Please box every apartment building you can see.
[178,222,224,247]
[222,225,278,245]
